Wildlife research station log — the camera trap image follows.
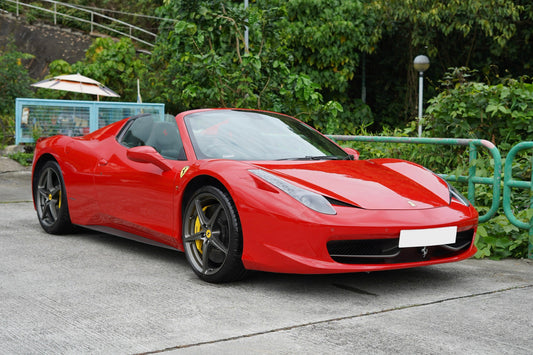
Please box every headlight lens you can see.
[250,169,336,215]
[448,182,470,206]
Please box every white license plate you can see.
[399,226,457,248]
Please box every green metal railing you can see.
[329,135,502,223]
[503,142,533,259]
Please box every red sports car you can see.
[32,109,478,283]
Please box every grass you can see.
[8,152,34,167]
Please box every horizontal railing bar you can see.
[2,0,155,47]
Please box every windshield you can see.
[184,110,349,161]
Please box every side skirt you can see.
[81,225,181,251]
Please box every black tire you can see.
[182,185,247,283]
[34,160,73,234]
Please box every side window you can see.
[120,114,186,160]
[120,115,154,148]
[145,121,186,160]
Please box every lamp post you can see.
[413,55,430,137]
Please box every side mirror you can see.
[344,147,360,160]
[127,146,171,172]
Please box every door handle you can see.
[98,159,108,166]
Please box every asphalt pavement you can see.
[1,156,532,354]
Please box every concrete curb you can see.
[0,156,31,174]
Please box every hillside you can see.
[0,13,92,79]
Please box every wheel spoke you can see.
[206,205,222,229]
[48,200,58,220]
[209,231,228,254]
[194,199,208,227]
[41,201,50,219]
[50,186,61,197]
[183,231,204,244]
[46,169,54,191]
[201,242,210,274]
[38,188,48,199]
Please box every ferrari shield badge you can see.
[180,166,190,178]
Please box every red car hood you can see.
[252,159,450,210]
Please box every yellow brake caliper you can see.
[194,205,212,254]
[49,190,61,209]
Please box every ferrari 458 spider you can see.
[32,109,478,282]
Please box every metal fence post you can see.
[528,149,533,259]
[468,142,477,203]
[502,141,533,259]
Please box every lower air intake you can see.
[327,229,475,264]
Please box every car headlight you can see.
[249,169,336,215]
[448,182,471,206]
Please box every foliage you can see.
[0,41,34,146]
[5,0,533,132]
[278,0,377,132]
[0,41,34,115]
[282,0,379,92]
[418,69,533,259]
[476,212,530,260]
[426,67,533,149]
[38,38,148,102]
[374,0,522,56]
[0,114,15,148]
[148,0,342,128]
[362,0,530,127]
[78,38,148,101]
[469,153,530,260]
[8,152,33,166]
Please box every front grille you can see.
[327,229,475,264]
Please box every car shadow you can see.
[63,227,463,296]
[69,227,188,266]
[244,266,459,297]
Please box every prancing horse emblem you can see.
[180,166,190,178]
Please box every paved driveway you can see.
[1,160,532,354]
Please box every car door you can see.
[95,114,188,246]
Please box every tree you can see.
[40,37,148,102]
[276,0,377,132]
[0,41,34,115]
[12,0,533,135]
[0,41,34,146]
[362,0,528,128]
[147,0,342,130]
[426,68,533,146]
